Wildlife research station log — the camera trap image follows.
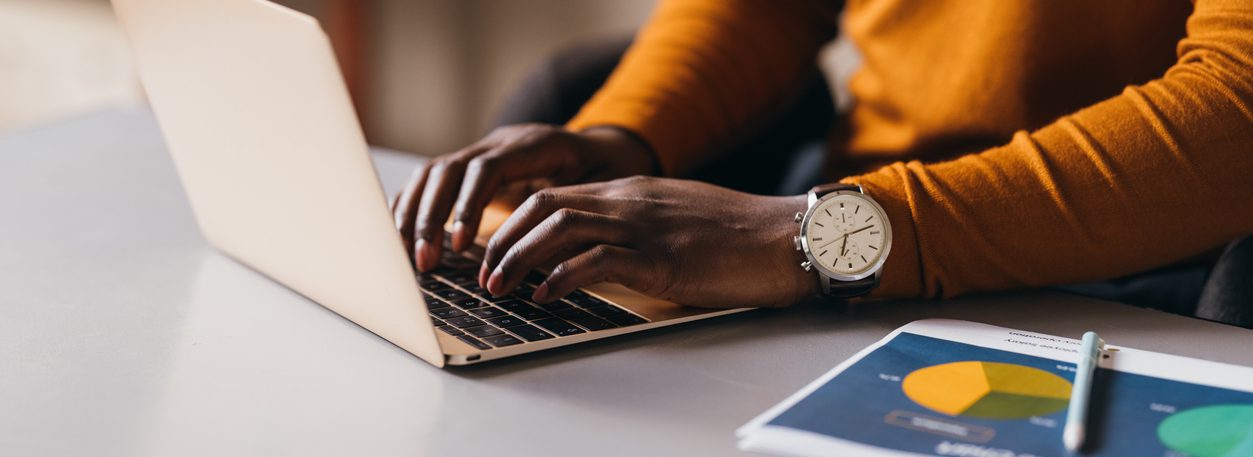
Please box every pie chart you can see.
[1158,404,1253,457]
[902,361,1072,419]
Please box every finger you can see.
[479,189,610,284]
[484,209,629,297]
[450,144,572,253]
[414,156,472,271]
[533,245,651,303]
[393,163,432,260]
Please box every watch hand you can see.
[817,233,846,249]
[840,233,848,257]
[846,224,876,236]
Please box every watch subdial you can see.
[836,242,865,270]
[834,217,858,234]
[843,242,861,260]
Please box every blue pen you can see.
[1064,331,1105,453]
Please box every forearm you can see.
[567,0,840,177]
[848,0,1253,298]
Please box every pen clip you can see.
[1102,346,1118,360]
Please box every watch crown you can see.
[800,260,812,271]
[793,236,802,251]
[793,212,804,223]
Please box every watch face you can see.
[804,193,890,278]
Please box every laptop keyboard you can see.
[421,251,650,350]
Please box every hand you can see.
[391,124,657,271]
[479,176,818,309]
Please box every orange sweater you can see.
[568,0,1253,299]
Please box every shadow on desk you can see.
[446,301,859,378]
[185,248,1235,382]
[449,288,1250,380]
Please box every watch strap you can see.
[810,183,862,198]
[821,274,878,299]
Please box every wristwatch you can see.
[792,183,892,298]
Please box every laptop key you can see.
[451,298,488,310]
[456,335,491,350]
[423,296,451,309]
[534,300,572,312]
[512,309,550,321]
[487,315,526,328]
[446,315,486,328]
[533,318,585,337]
[506,324,554,342]
[418,278,445,290]
[468,306,508,319]
[547,303,622,330]
[497,300,549,319]
[514,284,537,298]
[460,283,490,297]
[441,272,477,286]
[481,334,523,347]
[516,308,552,321]
[441,257,478,271]
[566,294,608,309]
[438,325,465,336]
[583,305,627,318]
[464,325,504,338]
[430,307,467,320]
[431,288,471,302]
[569,315,616,331]
[451,278,480,288]
[606,313,648,326]
[552,307,595,320]
[495,299,530,312]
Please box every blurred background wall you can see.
[0,0,143,134]
[0,0,655,156]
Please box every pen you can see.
[1063,331,1104,453]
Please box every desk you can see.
[4,109,1252,457]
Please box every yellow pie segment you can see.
[901,361,991,416]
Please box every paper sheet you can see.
[737,319,1253,457]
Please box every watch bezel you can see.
[799,190,893,282]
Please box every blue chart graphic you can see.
[766,333,1253,456]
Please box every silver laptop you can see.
[113,0,748,366]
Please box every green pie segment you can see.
[1158,405,1253,457]
[902,361,1072,420]
[961,391,1071,419]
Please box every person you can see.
[392,0,1253,316]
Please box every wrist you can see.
[772,194,821,305]
[578,126,660,178]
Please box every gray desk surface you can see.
[4,109,1252,457]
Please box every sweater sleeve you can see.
[848,0,1253,298]
[566,0,839,177]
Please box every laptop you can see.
[112,0,749,366]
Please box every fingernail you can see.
[533,282,550,303]
[487,268,504,296]
[415,239,432,271]
[450,221,465,250]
